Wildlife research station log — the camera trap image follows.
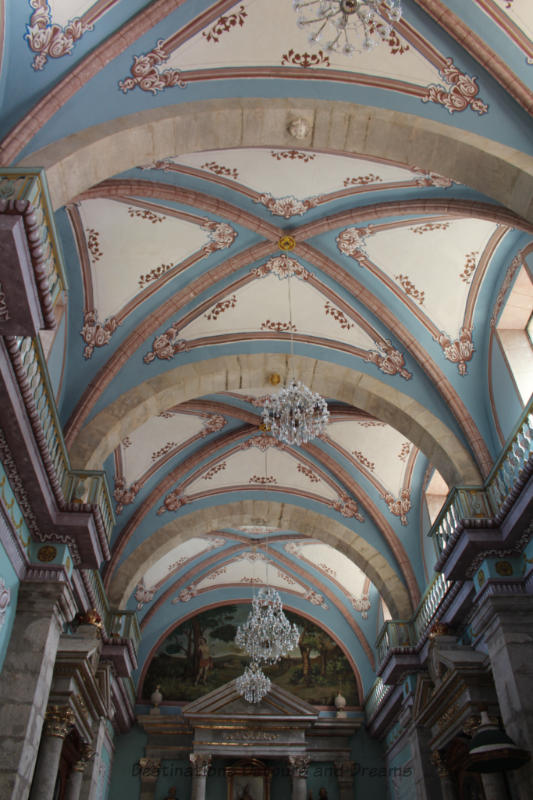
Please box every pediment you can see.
[183,679,318,724]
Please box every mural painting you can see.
[142,604,359,705]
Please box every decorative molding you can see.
[260,320,296,332]
[0,577,11,628]
[25,0,93,71]
[422,58,488,114]
[352,450,375,472]
[200,414,227,437]
[252,254,310,281]
[205,295,237,320]
[305,588,328,609]
[343,174,383,186]
[157,489,187,516]
[281,49,330,67]
[437,326,474,375]
[134,579,155,610]
[331,494,365,522]
[86,227,103,261]
[249,474,277,485]
[365,340,413,380]
[297,463,320,483]
[201,220,237,254]
[271,150,315,163]
[80,310,119,359]
[201,161,239,179]
[324,300,354,330]
[138,262,173,289]
[202,5,247,43]
[0,427,42,540]
[385,489,412,526]
[113,476,140,515]
[410,166,454,188]
[203,462,226,480]
[127,207,165,223]
[118,39,186,94]
[350,594,371,618]
[0,281,10,322]
[409,221,450,234]
[255,193,320,218]
[459,251,479,284]
[395,274,425,305]
[490,254,522,327]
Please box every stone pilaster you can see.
[408,724,443,800]
[29,705,75,800]
[190,753,211,800]
[480,771,510,800]
[138,757,161,800]
[0,579,75,800]
[472,594,533,800]
[288,754,309,800]
[334,759,354,800]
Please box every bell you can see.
[468,712,530,773]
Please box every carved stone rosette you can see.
[189,752,212,776]
[44,706,75,739]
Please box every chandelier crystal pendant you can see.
[235,663,272,704]
[235,586,301,665]
[262,380,329,446]
[292,0,402,54]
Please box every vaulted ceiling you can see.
[1,0,532,703]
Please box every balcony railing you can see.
[365,678,393,722]
[429,397,533,556]
[7,335,115,547]
[84,570,141,658]
[0,168,67,315]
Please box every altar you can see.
[136,679,362,800]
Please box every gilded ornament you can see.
[278,235,296,251]
[477,568,485,587]
[37,544,57,562]
[495,560,513,576]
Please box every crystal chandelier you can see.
[262,380,329,446]
[292,0,402,54]
[235,663,272,704]
[235,586,300,665]
[262,268,329,446]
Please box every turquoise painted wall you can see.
[387,742,414,800]
[46,310,67,403]
[0,534,19,674]
[107,724,147,799]
[352,727,388,798]
[155,758,192,799]
[490,334,522,443]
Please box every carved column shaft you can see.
[334,760,354,800]
[289,755,309,800]
[65,744,94,800]
[0,581,74,800]
[190,753,211,800]
[29,706,74,800]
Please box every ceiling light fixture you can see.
[262,268,329,446]
[292,0,402,54]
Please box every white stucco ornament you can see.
[0,577,11,628]
[288,118,311,140]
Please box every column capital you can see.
[288,754,310,777]
[431,750,449,778]
[72,743,95,772]
[334,759,354,783]
[44,705,75,739]
[190,752,212,776]
[138,757,161,783]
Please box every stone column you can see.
[28,705,74,800]
[472,595,533,800]
[190,753,211,800]
[64,745,95,800]
[480,771,510,800]
[79,717,108,800]
[431,752,457,800]
[288,755,309,800]
[0,580,75,800]
[334,759,354,800]
[139,758,161,800]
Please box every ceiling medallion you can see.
[278,235,296,251]
[292,0,402,54]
